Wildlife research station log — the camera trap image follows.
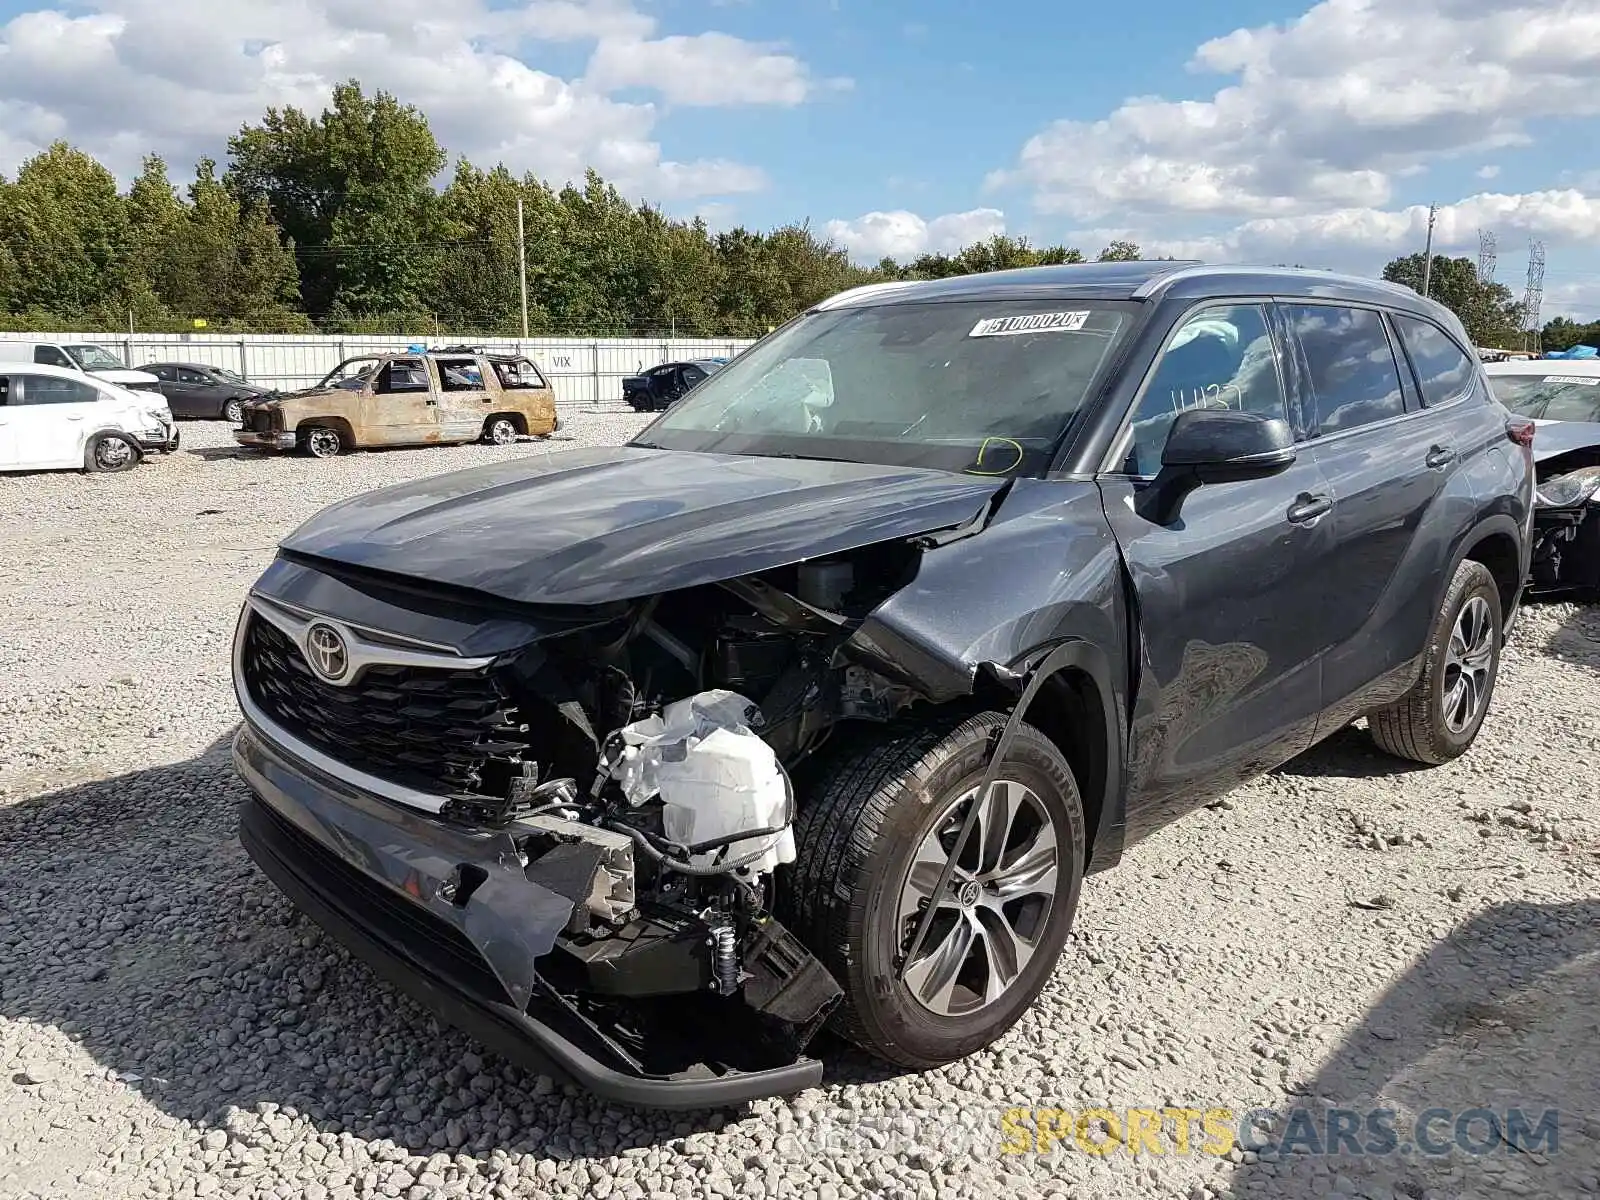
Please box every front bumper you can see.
[136,423,180,453]
[232,721,824,1109]
[235,430,296,451]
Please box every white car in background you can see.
[0,362,177,474]
[0,340,163,391]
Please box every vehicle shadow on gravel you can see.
[0,735,742,1168]
[1271,724,1432,781]
[1221,896,1600,1200]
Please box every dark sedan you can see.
[622,359,723,411]
[139,362,267,421]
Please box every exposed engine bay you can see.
[395,545,929,1077]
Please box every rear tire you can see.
[780,713,1084,1069]
[1368,559,1502,764]
[482,416,519,445]
[84,433,139,474]
[299,426,345,459]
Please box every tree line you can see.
[1,80,1594,348]
[0,82,1147,339]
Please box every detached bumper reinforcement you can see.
[234,730,824,1110]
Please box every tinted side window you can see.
[0,376,11,405]
[177,368,208,384]
[1122,304,1288,476]
[1392,314,1475,407]
[1283,304,1405,435]
[19,375,101,405]
[34,346,73,368]
[150,365,175,382]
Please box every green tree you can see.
[229,81,453,318]
[0,142,134,318]
[1539,316,1599,354]
[1096,239,1142,262]
[1381,253,1523,346]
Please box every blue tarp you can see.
[1544,345,1598,359]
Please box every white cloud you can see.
[822,208,1007,262]
[991,0,1600,222]
[585,33,845,106]
[1477,165,1501,180]
[0,0,828,199]
[1134,189,1600,271]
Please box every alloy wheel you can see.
[95,437,133,470]
[224,400,244,423]
[1442,595,1495,733]
[897,779,1059,1017]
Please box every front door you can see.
[8,372,104,468]
[1098,302,1336,836]
[359,357,440,446]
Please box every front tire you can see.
[1368,559,1503,764]
[781,713,1085,1069]
[84,433,140,473]
[299,426,345,459]
[223,399,245,424]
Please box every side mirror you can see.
[1138,408,1296,525]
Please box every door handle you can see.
[1286,492,1333,524]
[1425,444,1456,469]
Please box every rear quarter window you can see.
[1392,314,1476,407]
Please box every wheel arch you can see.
[1452,514,1525,634]
[486,411,528,436]
[972,639,1126,875]
[297,416,356,447]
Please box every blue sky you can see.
[3,0,1599,315]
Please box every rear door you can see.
[1099,301,1337,833]
[358,357,440,446]
[1281,302,1466,731]
[433,355,494,442]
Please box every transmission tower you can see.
[1477,228,1497,286]
[1523,240,1545,353]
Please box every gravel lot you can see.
[2,418,1597,1200]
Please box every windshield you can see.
[1490,374,1600,423]
[213,367,247,384]
[66,344,127,371]
[634,299,1136,475]
[318,357,380,390]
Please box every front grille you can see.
[244,794,509,1004]
[241,613,529,797]
[243,409,279,433]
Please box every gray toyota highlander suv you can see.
[229,262,1534,1108]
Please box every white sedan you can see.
[0,362,177,474]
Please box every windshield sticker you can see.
[1540,375,1599,386]
[969,311,1090,338]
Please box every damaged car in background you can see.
[232,263,1530,1108]
[1486,359,1600,595]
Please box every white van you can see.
[0,340,162,391]
[0,362,177,473]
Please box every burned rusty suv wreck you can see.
[232,263,1533,1108]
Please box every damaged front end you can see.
[1530,461,1600,595]
[231,536,945,1106]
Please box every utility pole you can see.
[516,197,530,341]
[1421,204,1438,298]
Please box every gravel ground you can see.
[1,418,1598,1200]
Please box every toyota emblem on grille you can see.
[304,623,350,682]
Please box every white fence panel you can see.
[0,331,756,406]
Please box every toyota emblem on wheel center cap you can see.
[304,623,350,682]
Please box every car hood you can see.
[1531,418,1600,464]
[280,446,1007,606]
[92,368,160,386]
